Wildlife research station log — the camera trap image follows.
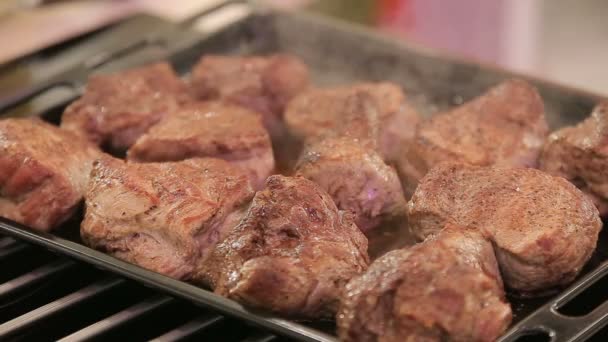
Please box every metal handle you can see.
[181,0,248,27]
[0,80,69,116]
[0,36,166,117]
[500,261,608,342]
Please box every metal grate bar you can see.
[0,277,125,339]
[0,242,29,259]
[0,259,77,300]
[0,237,16,249]
[58,295,175,342]
[241,332,279,342]
[151,314,225,342]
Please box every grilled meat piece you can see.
[202,175,369,318]
[296,137,406,233]
[294,92,406,232]
[81,157,254,280]
[407,163,602,292]
[540,102,608,215]
[284,82,420,161]
[0,118,101,231]
[127,102,274,189]
[397,79,549,196]
[190,54,310,138]
[338,224,511,342]
[62,62,189,152]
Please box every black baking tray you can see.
[1,2,608,341]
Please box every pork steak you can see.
[202,175,369,319]
[127,101,274,189]
[540,102,608,215]
[284,82,420,162]
[190,54,309,138]
[0,118,101,231]
[81,157,254,280]
[296,137,406,233]
[61,62,189,152]
[407,163,602,292]
[338,224,511,342]
[397,79,549,196]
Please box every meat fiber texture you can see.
[201,175,369,319]
[296,137,406,232]
[407,162,602,292]
[338,224,511,342]
[81,157,254,281]
[294,86,408,233]
[0,118,102,231]
[127,101,275,189]
[189,54,310,140]
[397,79,549,197]
[285,82,420,162]
[61,62,190,152]
[540,102,608,215]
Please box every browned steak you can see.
[81,157,253,280]
[294,90,407,233]
[338,224,511,342]
[407,163,602,292]
[190,54,309,138]
[127,101,274,189]
[296,136,406,233]
[0,118,101,231]
[201,175,369,319]
[540,102,608,215]
[61,62,189,152]
[397,79,549,196]
[284,82,420,161]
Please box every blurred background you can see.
[0,0,607,94]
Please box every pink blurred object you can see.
[376,0,541,75]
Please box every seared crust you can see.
[190,54,310,137]
[81,157,254,280]
[285,82,420,161]
[288,83,407,233]
[0,118,101,231]
[127,101,274,188]
[540,102,608,215]
[397,79,549,196]
[338,225,511,342]
[296,137,406,232]
[61,62,188,151]
[407,163,602,292]
[202,175,369,318]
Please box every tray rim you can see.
[1,5,607,342]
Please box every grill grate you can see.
[0,234,284,342]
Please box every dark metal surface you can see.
[0,277,126,340]
[0,219,337,342]
[0,2,607,341]
[0,235,286,341]
[500,261,608,342]
[0,259,77,300]
[58,295,175,341]
[150,314,225,342]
